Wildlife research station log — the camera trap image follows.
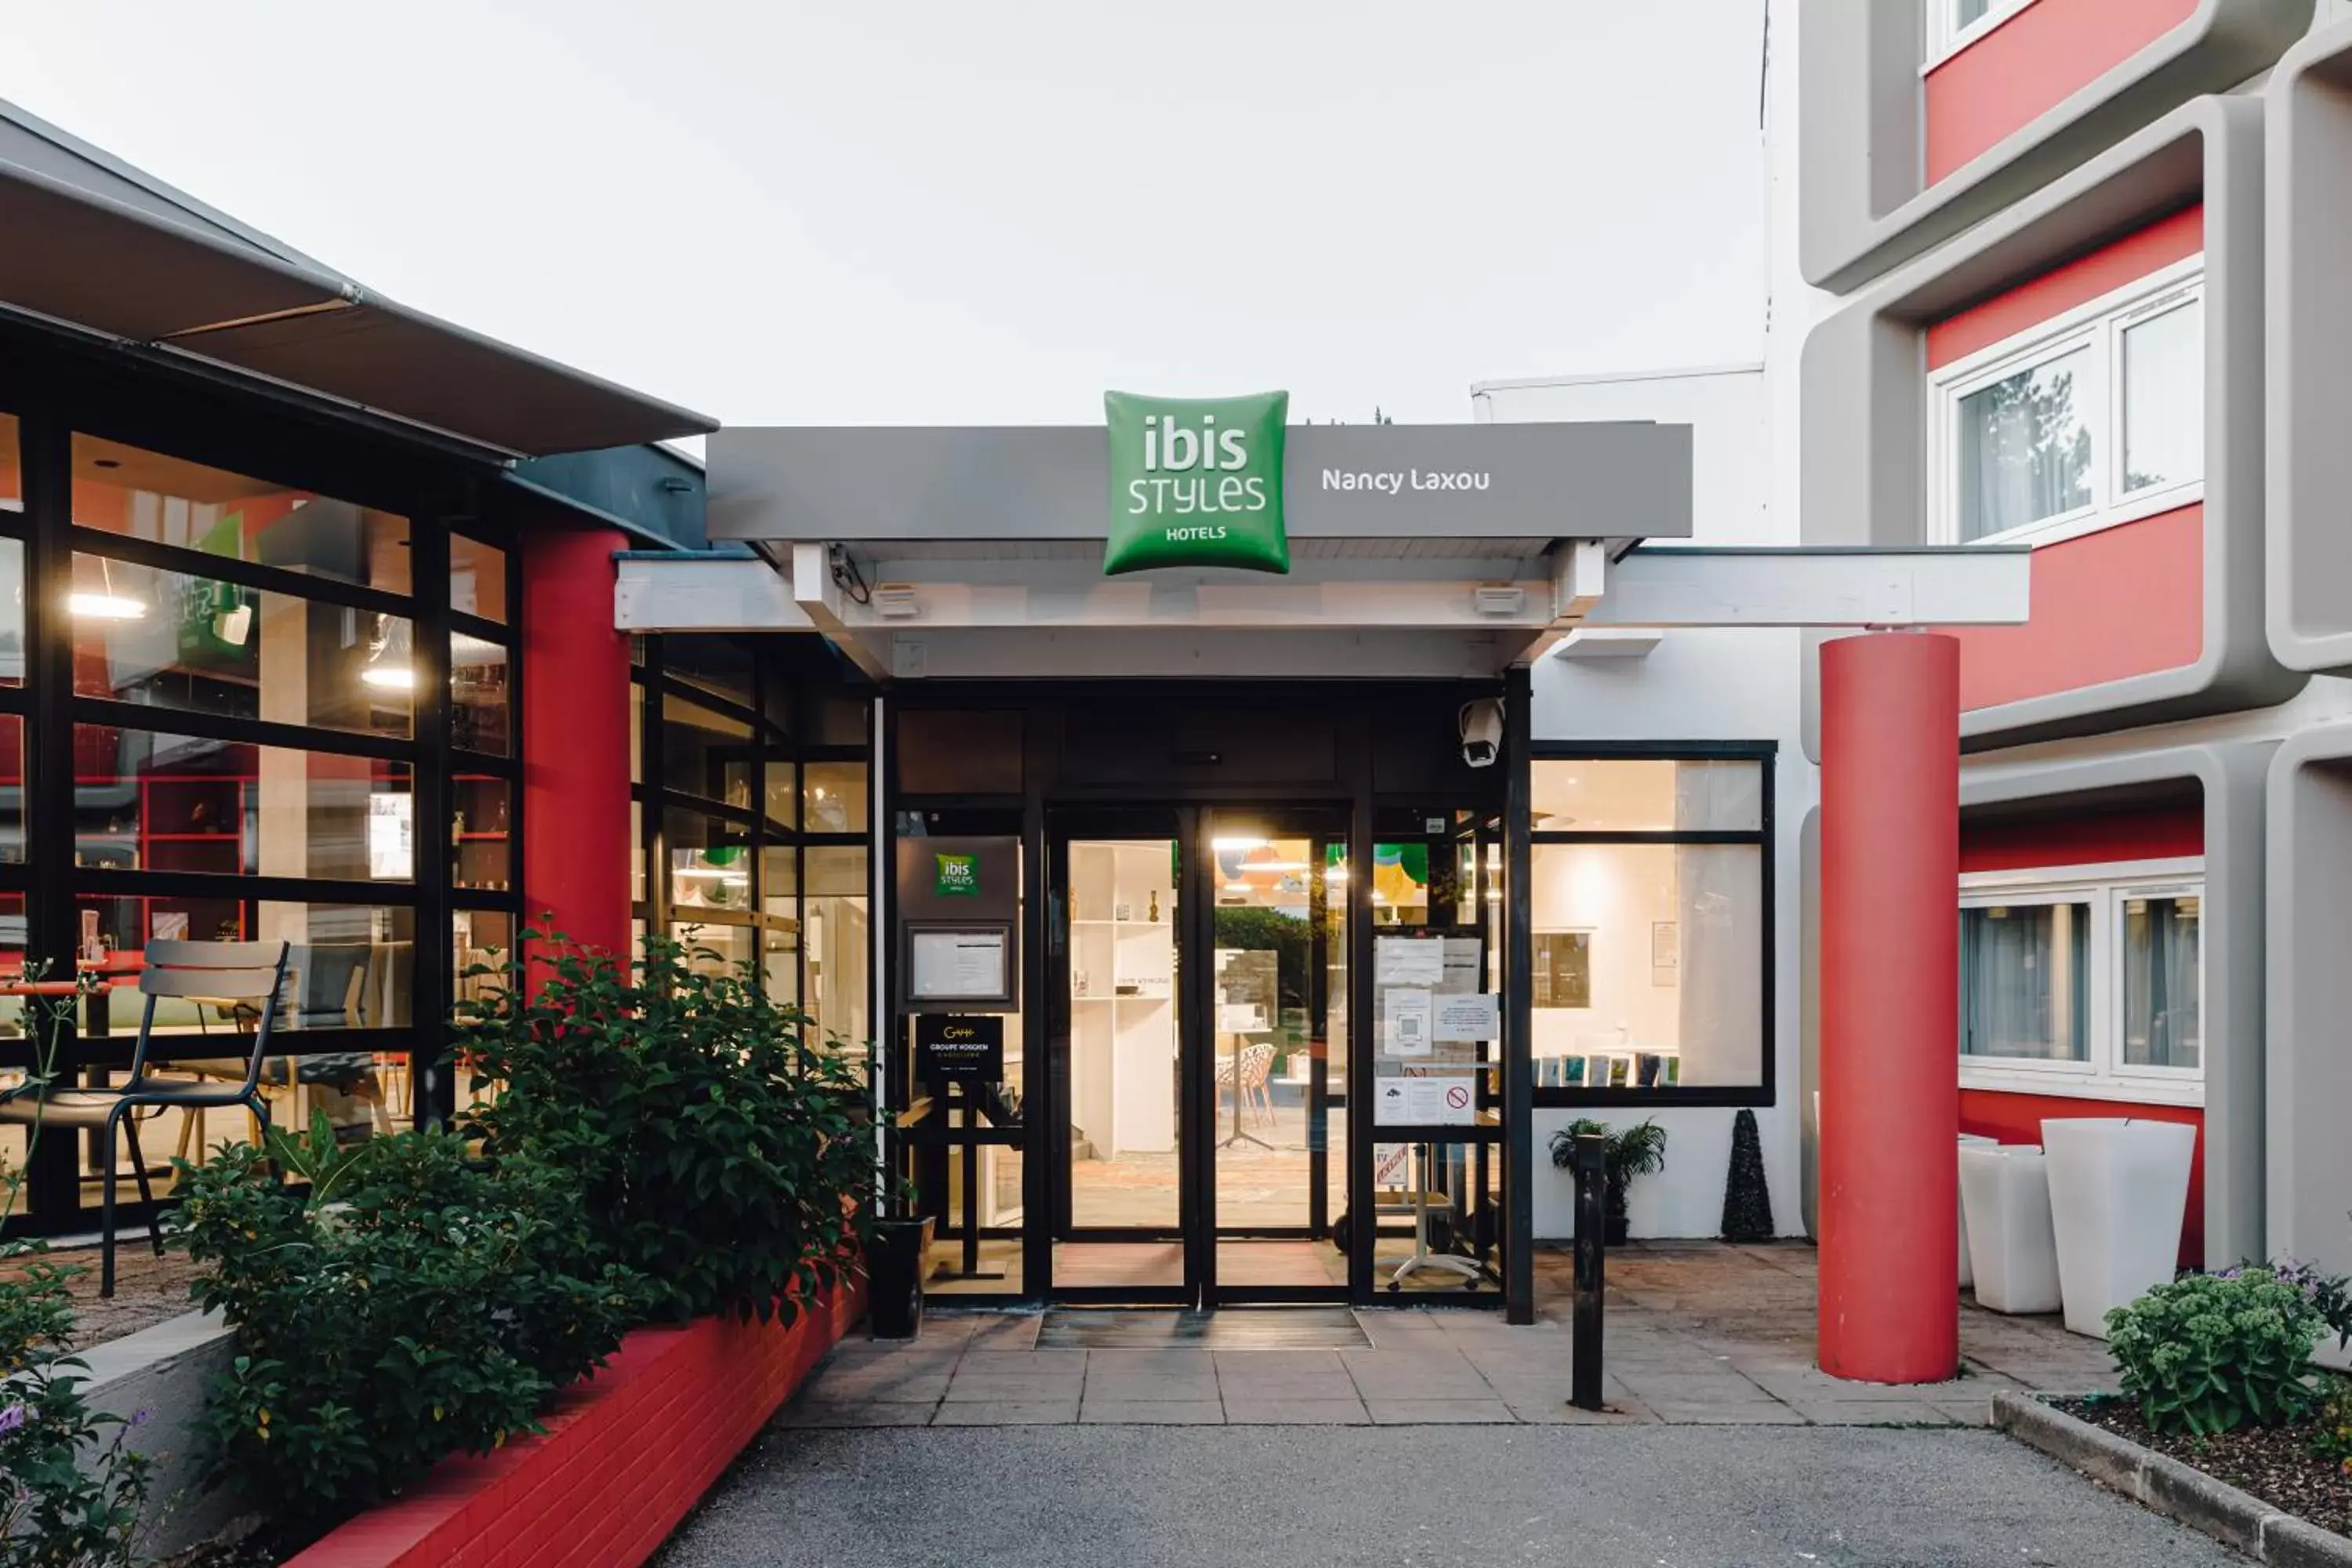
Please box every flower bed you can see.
[2055,1394,2350,1541]
[283,1279,863,1568]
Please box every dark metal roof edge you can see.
[0,96,343,277]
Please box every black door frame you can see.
[1040,801,1358,1306]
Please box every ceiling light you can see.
[361,666,416,691]
[69,592,147,620]
[1211,837,1269,852]
[1324,865,1349,883]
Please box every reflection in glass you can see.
[71,725,416,882]
[1529,842,1765,1088]
[0,535,23,687]
[71,435,410,593]
[451,632,510,754]
[1960,902,2090,1061]
[2123,895,2199,1069]
[804,846,869,1049]
[452,775,513,891]
[449,535,508,623]
[2122,300,2203,494]
[1531,758,1762,833]
[73,899,416,1036]
[803,761,866,833]
[666,808,753,916]
[1958,347,2093,540]
[0,713,20,863]
[71,554,415,738]
[662,691,753,808]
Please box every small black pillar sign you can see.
[915,1014,1004,1082]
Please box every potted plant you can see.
[1548,1117,1668,1246]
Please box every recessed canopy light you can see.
[361,665,416,691]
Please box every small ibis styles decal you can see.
[1103,390,1290,575]
[935,852,979,898]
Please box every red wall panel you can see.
[1924,0,2199,182]
[1960,1090,2204,1269]
[1926,206,2203,370]
[1944,504,2204,711]
[1960,804,2203,873]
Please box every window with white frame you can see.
[1924,0,2035,67]
[1957,859,2203,1102]
[1930,259,2205,548]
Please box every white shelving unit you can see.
[1069,840,1177,1159]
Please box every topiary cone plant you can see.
[1549,1117,1668,1246]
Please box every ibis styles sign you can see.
[1104,390,1290,575]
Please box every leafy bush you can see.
[172,1116,643,1535]
[2106,1269,2325,1436]
[1548,1118,1668,1243]
[454,931,873,1324]
[2313,1376,2352,1475]
[2216,1256,2352,1356]
[0,1247,153,1568]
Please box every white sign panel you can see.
[1374,935,1443,987]
[368,794,414,880]
[1440,938,1483,994]
[1433,992,1500,1043]
[1373,1074,1479,1126]
[1385,987,1433,1056]
[909,929,1009,1001]
[1373,1142,1410,1186]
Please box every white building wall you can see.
[1476,365,1813,1240]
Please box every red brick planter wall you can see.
[286,1278,865,1568]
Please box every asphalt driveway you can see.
[655,1424,2241,1568]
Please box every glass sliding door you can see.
[1051,811,1188,1298]
[1202,810,1349,1299]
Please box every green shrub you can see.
[454,931,873,1324]
[2106,1269,2325,1436]
[171,1116,643,1534]
[0,1246,153,1568]
[2313,1376,2352,1475]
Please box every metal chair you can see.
[0,940,290,1296]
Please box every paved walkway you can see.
[658,1425,2239,1568]
[786,1242,2118,1429]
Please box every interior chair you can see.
[0,940,289,1297]
[1237,1041,1278,1128]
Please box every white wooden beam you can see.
[789,543,891,681]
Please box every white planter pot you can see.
[1958,1134,1997,1290]
[1958,1144,2062,1315]
[2041,1117,2196,1338]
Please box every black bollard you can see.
[1570,1131,1608,1411]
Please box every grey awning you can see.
[0,100,715,456]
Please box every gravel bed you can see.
[2056,1392,2352,1541]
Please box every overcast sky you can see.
[0,2,1766,432]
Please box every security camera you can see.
[1459,699,1504,769]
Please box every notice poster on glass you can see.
[1433,992,1500,1043]
[1374,1074,1479,1126]
[1440,938,1483,994]
[1374,935,1443,987]
[909,927,1011,1003]
[1385,987,1433,1056]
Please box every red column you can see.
[520,524,631,960]
[1817,630,1961,1384]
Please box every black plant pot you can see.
[1603,1183,1632,1248]
[868,1216,935,1340]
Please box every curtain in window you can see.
[2123,895,2199,1069]
[2121,301,2203,494]
[1675,768,1762,1087]
[1958,349,2093,540]
[1959,903,2089,1060]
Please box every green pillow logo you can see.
[935,852,979,897]
[1103,390,1290,575]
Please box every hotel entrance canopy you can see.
[624,421,2034,677]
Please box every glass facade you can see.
[629,635,874,1053]
[1528,754,1773,1102]
[0,405,522,1235]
